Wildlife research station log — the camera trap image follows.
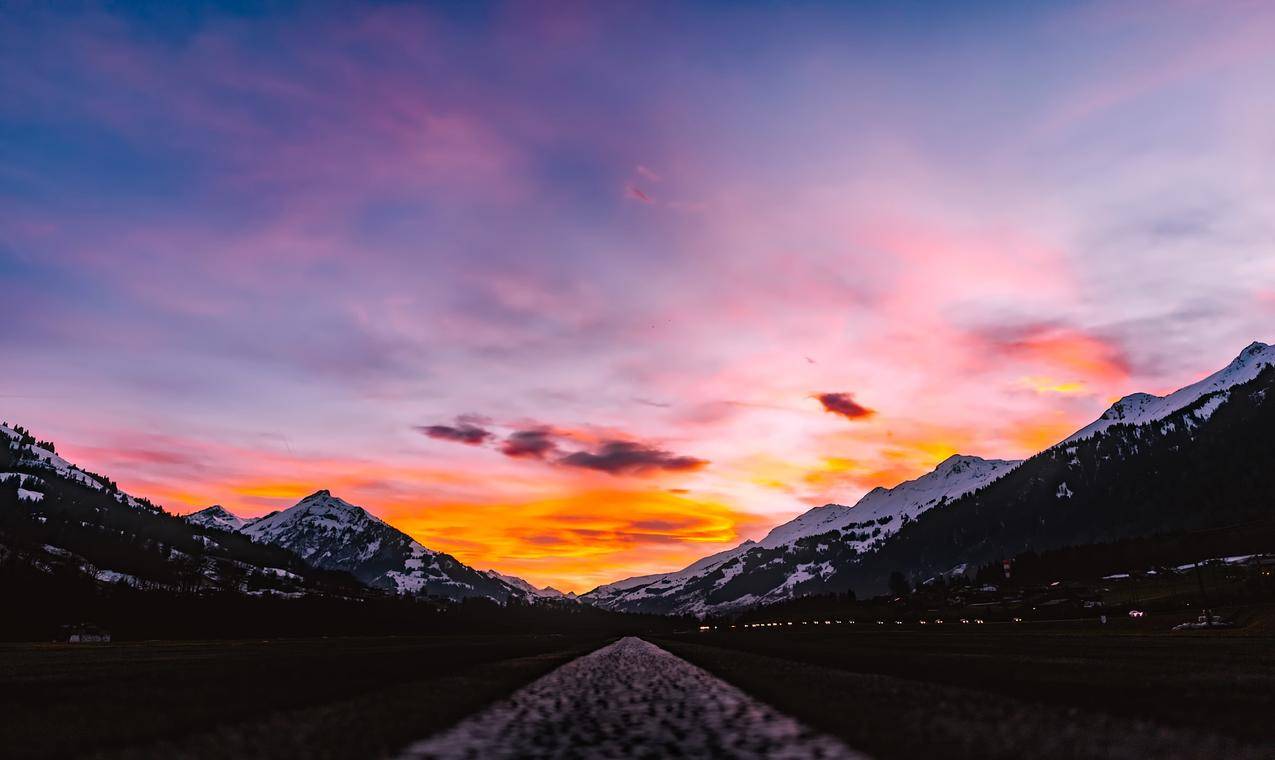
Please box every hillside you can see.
[0,424,349,597]
[190,493,553,603]
[588,343,1275,612]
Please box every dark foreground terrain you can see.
[0,634,605,759]
[6,611,1274,759]
[655,609,1275,759]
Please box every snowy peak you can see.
[753,453,1022,553]
[584,453,1021,615]
[1239,340,1271,360]
[742,453,1020,553]
[242,489,392,547]
[484,569,571,600]
[1065,341,1275,444]
[755,504,853,550]
[224,489,552,604]
[830,454,1021,527]
[4,424,604,605]
[186,504,248,532]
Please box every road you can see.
[397,636,864,759]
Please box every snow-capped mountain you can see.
[844,345,1275,592]
[186,504,249,532]
[1063,341,1275,443]
[484,569,575,600]
[2,423,334,595]
[583,454,1020,616]
[3,422,559,603]
[581,572,674,607]
[189,490,541,603]
[758,454,1021,551]
[586,341,1275,613]
[584,544,759,610]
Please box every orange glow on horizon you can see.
[1020,375,1088,395]
[388,488,773,592]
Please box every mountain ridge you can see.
[585,341,1275,614]
[582,453,1021,614]
[183,492,548,604]
[186,491,551,603]
[1062,340,1274,444]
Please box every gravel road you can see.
[397,636,864,759]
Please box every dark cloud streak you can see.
[558,440,707,476]
[500,427,559,459]
[417,420,493,445]
[816,392,875,420]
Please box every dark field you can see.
[8,614,1275,760]
[655,610,1275,759]
[0,634,607,759]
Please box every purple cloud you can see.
[500,428,560,460]
[816,392,875,421]
[558,440,707,476]
[417,420,493,445]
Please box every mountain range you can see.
[582,341,1275,615]
[185,492,568,602]
[1,424,562,604]
[0,423,339,598]
[4,341,1273,617]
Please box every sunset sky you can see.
[3,1,1275,592]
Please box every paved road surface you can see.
[398,637,864,759]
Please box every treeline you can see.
[0,556,689,641]
[3,422,56,454]
[971,521,1275,586]
[0,433,349,596]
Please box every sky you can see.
[3,1,1275,592]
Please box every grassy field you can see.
[0,633,608,759]
[654,610,1275,759]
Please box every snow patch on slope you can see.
[484,569,572,600]
[773,454,1022,549]
[186,504,250,532]
[585,454,1020,615]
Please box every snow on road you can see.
[398,637,863,759]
